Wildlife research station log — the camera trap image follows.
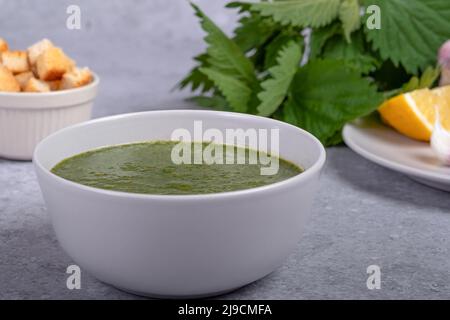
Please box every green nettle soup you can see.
[51,141,302,195]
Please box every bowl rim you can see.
[33,110,326,201]
[0,73,100,98]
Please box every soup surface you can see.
[51,141,302,195]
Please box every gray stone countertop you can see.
[0,0,449,299]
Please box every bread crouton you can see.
[0,65,21,92]
[36,47,74,81]
[30,64,39,78]
[0,38,8,53]
[60,67,92,90]
[46,79,61,91]
[15,71,34,90]
[27,38,53,66]
[1,51,30,74]
[23,78,50,93]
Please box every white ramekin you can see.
[34,110,326,298]
[0,74,99,160]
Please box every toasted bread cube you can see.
[1,51,30,74]
[24,78,51,93]
[27,38,54,66]
[0,65,21,92]
[36,47,74,81]
[46,79,61,91]
[0,38,8,53]
[30,63,39,77]
[15,71,34,90]
[60,67,92,90]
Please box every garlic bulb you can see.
[431,108,450,166]
[439,40,450,86]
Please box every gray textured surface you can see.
[1,0,450,300]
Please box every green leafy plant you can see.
[179,0,450,146]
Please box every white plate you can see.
[343,116,450,192]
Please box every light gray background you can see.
[1,0,449,300]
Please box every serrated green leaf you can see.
[200,68,252,113]
[339,0,361,43]
[309,23,341,60]
[188,94,231,111]
[239,0,341,28]
[326,130,344,146]
[364,0,450,74]
[263,32,303,69]
[257,42,302,116]
[226,1,252,12]
[282,59,384,144]
[233,13,276,53]
[322,32,379,74]
[191,3,258,87]
[178,54,214,93]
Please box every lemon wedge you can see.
[379,86,450,141]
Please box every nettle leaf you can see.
[188,94,231,111]
[364,0,450,74]
[178,54,214,93]
[339,0,361,43]
[191,3,257,86]
[257,41,303,116]
[309,23,341,60]
[226,1,251,13]
[241,0,341,28]
[282,59,383,144]
[322,32,379,74]
[233,13,276,53]
[263,32,303,69]
[200,68,252,113]
[326,130,344,146]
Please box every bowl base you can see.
[113,285,243,299]
[0,152,32,161]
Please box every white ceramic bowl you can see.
[33,110,326,298]
[0,74,99,160]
